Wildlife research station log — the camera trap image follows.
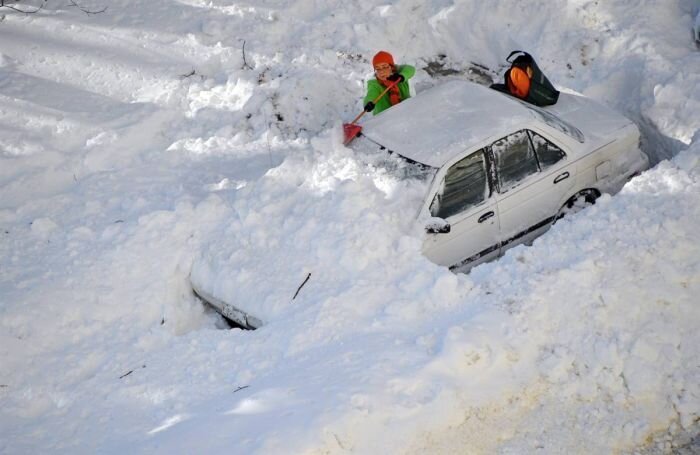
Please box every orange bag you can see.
[507,66,531,99]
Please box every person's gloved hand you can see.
[387,73,405,83]
[364,101,375,112]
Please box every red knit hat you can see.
[372,51,395,68]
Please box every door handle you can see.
[478,211,495,223]
[553,171,570,184]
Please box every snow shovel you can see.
[343,81,398,145]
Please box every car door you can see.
[491,129,574,249]
[422,149,501,271]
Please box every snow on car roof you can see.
[359,80,532,168]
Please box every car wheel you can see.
[555,189,600,221]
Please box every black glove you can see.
[364,101,375,112]
[387,73,405,83]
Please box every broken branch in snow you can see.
[333,434,346,450]
[240,39,253,70]
[66,0,106,15]
[180,69,196,79]
[0,1,104,15]
[0,0,47,14]
[119,370,133,379]
[119,364,146,379]
[292,273,311,300]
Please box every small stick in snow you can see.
[180,69,196,79]
[240,39,253,70]
[0,0,46,14]
[119,364,145,379]
[233,385,249,393]
[66,0,106,15]
[333,434,345,450]
[292,273,311,300]
[119,370,133,379]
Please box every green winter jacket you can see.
[363,64,416,115]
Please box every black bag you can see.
[506,50,559,106]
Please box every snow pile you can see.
[186,127,700,455]
[191,135,435,324]
[0,0,699,453]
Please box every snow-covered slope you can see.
[1,0,699,453]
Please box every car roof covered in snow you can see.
[359,80,534,168]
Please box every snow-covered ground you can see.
[1,0,699,453]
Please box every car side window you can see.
[491,130,539,192]
[528,131,566,169]
[430,150,489,219]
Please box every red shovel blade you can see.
[343,123,363,145]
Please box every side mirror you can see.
[425,218,451,234]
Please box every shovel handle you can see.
[349,81,399,125]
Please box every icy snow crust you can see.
[1,0,699,453]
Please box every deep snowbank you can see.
[185,130,700,455]
[1,0,699,453]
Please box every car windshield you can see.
[352,135,438,182]
[520,102,585,143]
[379,156,437,181]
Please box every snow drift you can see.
[0,0,699,453]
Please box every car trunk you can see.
[548,92,634,141]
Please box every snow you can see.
[0,0,699,453]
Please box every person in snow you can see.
[363,51,415,115]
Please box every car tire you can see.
[555,189,600,221]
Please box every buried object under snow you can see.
[191,80,649,327]
[191,278,262,329]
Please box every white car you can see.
[191,80,649,328]
[355,80,649,272]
